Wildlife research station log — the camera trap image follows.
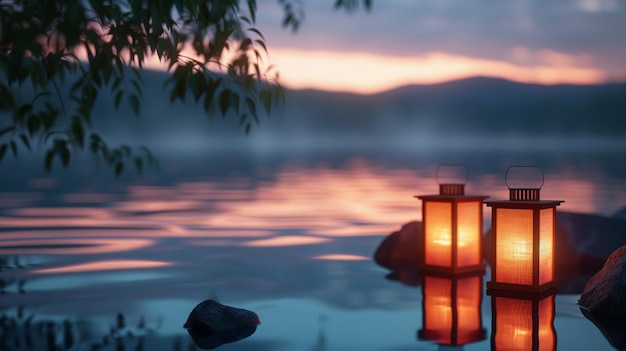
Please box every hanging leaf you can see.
[239,38,252,51]
[71,116,85,148]
[219,90,231,115]
[238,113,248,127]
[55,139,71,167]
[89,133,102,154]
[0,0,288,174]
[0,144,7,161]
[0,126,15,139]
[245,97,258,124]
[115,161,124,177]
[27,115,42,137]
[44,149,54,171]
[19,134,31,151]
[134,157,143,174]
[114,90,124,110]
[13,104,33,124]
[129,95,140,116]
[259,89,272,114]
[9,140,17,158]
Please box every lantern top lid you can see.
[416,164,488,200]
[506,166,543,201]
[485,166,563,207]
[436,164,468,186]
[437,164,467,195]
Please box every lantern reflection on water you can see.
[416,165,487,275]
[491,293,556,351]
[486,166,562,295]
[418,273,486,347]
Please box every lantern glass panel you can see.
[424,201,452,267]
[456,276,482,344]
[457,201,481,267]
[495,208,533,285]
[539,208,554,285]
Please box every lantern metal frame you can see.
[485,166,563,296]
[417,165,488,276]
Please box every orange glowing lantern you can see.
[418,273,486,346]
[491,294,556,351]
[486,166,563,295]
[416,165,488,275]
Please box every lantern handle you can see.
[436,163,468,185]
[505,166,544,189]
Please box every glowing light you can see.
[432,228,452,247]
[512,240,531,259]
[432,228,471,247]
[243,235,330,247]
[34,260,171,274]
[312,254,369,261]
[419,189,486,274]
[0,238,155,255]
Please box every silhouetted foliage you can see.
[0,0,372,176]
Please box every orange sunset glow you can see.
[264,49,609,94]
[33,260,171,274]
[142,48,610,94]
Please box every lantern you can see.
[486,166,562,295]
[416,165,488,275]
[418,273,486,347]
[491,293,556,351]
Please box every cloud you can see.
[577,0,619,12]
[254,0,626,89]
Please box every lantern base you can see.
[418,328,486,346]
[421,263,486,277]
[486,280,559,298]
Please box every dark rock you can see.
[373,221,421,272]
[184,299,260,349]
[614,207,626,221]
[385,269,422,287]
[579,245,626,350]
[556,212,626,268]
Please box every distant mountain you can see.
[88,70,626,152]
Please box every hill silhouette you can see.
[86,70,626,153]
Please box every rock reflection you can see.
[184,299,260,350]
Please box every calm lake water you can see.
[1,147,625,350]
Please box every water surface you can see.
[1,148,625,350]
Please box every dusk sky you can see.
[250,0,626,93]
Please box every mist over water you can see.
[75,71,626,154]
